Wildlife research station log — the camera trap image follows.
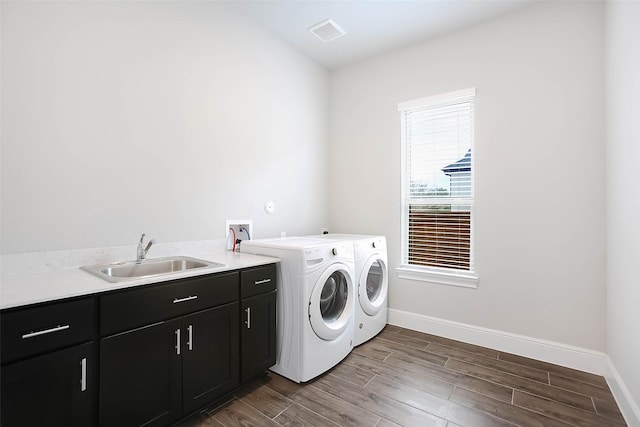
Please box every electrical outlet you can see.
[226,220,253,250]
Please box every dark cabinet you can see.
[240,264,277,383]
[182,303,239,413]
[99,319,182,427]
[99,272,241,427]
[241,291,276,382]
[1,342,95,427]
[1,262,277,427]
[1,297,96,427]
[100,272,238,337]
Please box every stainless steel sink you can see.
[81,256,225,283]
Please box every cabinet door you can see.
[1,342,94,427]
[182,302,239,415]
[100,319,181,427]
[241,290,276,383]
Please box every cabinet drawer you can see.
[100,272,239,336]
[240,264,277,299]
[1,297,95,364]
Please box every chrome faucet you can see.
[136,233,155,263]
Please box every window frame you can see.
[397,88,478,288]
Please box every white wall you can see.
[1,1,329,254]
[328,1,606,351]
[605,0,640,417]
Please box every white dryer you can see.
[313,234,388,346]
[240,237,355,383]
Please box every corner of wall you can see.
[605,356,640,427]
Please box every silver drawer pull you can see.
[173,295,198,304]
[22,324,70,339]
[80,358,87,392]
[245,307,251,329]
[187,325,193,351]
[254,278,271,285]
[175,329,181,355]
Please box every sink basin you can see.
[81,256,225,283]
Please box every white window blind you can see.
[399,88,475,275]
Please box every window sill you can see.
[396,266,478,289]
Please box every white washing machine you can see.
[240,237,355,383]
[312,234,388,346]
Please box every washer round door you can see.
[309,264,354,341]
[358,256,388,316]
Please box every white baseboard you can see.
[387,308,608,374]
[605,356,640,427]
[387,308,640,426]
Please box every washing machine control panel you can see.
[303,243,354,264]
[330,243,354,259]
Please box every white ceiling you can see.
[228,0,535,70]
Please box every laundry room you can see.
[1,1,639,426]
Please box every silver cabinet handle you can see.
[254,278,271,285]
[22,324,70,339]
[245,307,251,329]
[175,329,181,355]
[187,325,193,351]
[80,358,87,392]
[173,295,198,304]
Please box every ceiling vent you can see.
[308,18,346,43]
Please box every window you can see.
[398,88,477,288]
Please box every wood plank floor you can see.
[178,325,627,427]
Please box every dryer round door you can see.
[308,264,354,341]
[358,256,388,316]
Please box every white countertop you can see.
[1,250,279,310]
